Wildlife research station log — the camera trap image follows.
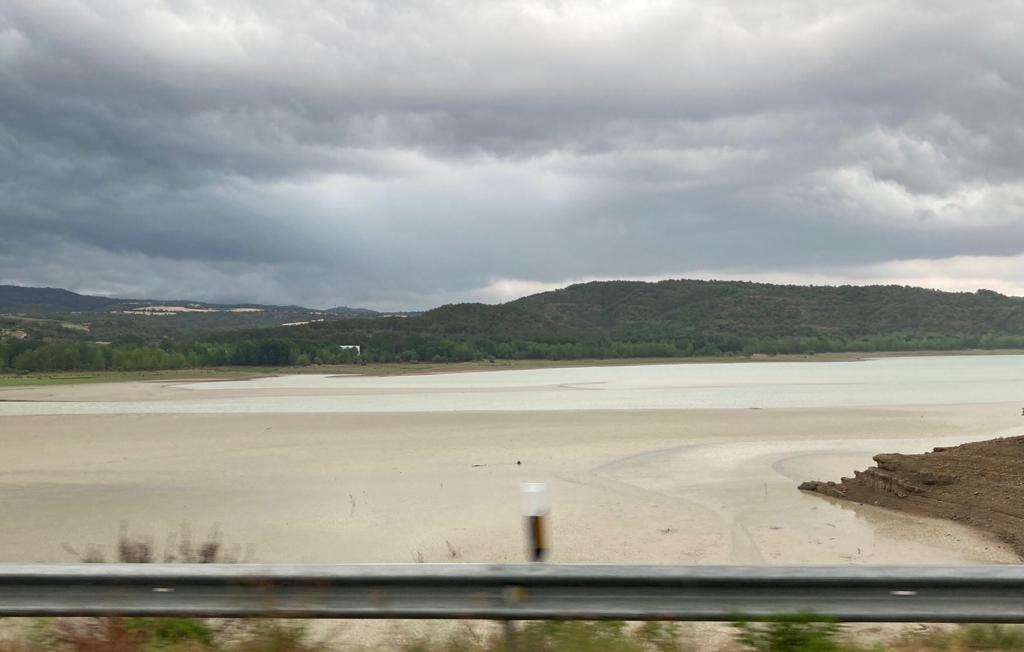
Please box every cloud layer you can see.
[1,0,1022,309]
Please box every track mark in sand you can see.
[576,442,768,562]
[553,469,724,563]
[592,442,783,563]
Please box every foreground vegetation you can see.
[5,618,1024,652]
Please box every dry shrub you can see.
[52,618,139,652]
[61,523,249,564]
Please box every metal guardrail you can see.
[3,564,1024,622]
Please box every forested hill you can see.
[503,280,1024,340]
[283,280,1024,362]
[339,280,1024,342]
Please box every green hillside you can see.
[507,280,1024,339]
[283,279,1024,362]
[4,279,1024,371]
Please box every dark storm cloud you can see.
[1,0,1023,308]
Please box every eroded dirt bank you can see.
[801,435,1024,556]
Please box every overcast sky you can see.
[1,1,1023,310]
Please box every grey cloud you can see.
[1,0,1023,309]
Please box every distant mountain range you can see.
[0,284,404,342]
[8,280,1024,343]
[0,284,378,317]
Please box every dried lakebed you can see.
[1,355,1022,567]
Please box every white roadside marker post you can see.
[522,482,550,562]
[504,482,550,650]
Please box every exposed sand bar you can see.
[1,403,1020,565]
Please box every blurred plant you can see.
[892,624,1024,651]
[732,614,848,652]
[52,618,142,652]
[957,624,1024,650]
[228,621,324,652]
[124,618,215,647]
[400,621,688,652]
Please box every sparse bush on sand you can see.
[61,523,248,564]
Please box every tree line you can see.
[4,331,1024,372]
[0,338,359,372]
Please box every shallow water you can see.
[2,354,1023,414]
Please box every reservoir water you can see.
[2,354,1022,415]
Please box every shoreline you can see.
[800,435,1024,558]
[2,348,1022,387]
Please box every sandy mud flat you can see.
[0,389,1019,565]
